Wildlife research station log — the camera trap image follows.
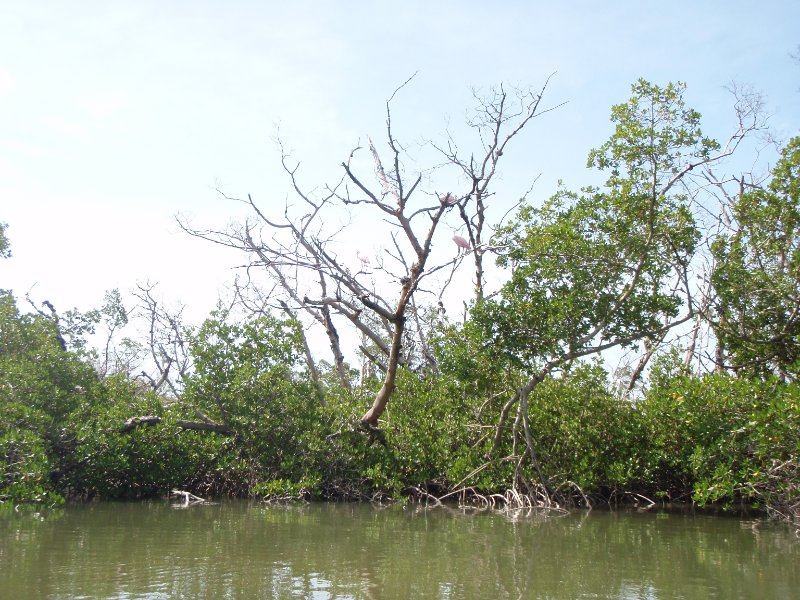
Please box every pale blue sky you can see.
[1,0,798,326]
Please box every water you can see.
[1,501,797,599]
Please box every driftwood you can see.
[171,489,206,505]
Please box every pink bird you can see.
[356,250,371,266]
[440,193,458,206]
[452,234,470,250]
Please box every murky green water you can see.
[1,501,797,599]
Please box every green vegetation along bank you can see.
[1,81,797,528]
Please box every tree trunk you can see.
[359,270,420,426]
[360,316,405,426]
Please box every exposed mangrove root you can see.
[624,491,656,509]
[260,494,309,504]
[410,486,443,507]
[553,481,592,509]
[407,484,570,513]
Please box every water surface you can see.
[1,501,797,599]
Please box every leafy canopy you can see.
[475,80,709,369]
[712,136,800,379]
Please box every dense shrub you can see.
[2,285,797,527]
[62,376,217,499]
[524,364,643,494]
[639,368,799,519]
[0,291,99,505]
[182,311,327,495]
[0,428,61,505]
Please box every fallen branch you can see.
[171,489,206,505]
[120,415,161,433]
[175,419,233,436]
[118,411,234,437]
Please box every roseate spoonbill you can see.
[440,193,458,206]
[452,234,470,250]
[356,251,371,266]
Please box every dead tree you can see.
[433,76,565,301]
[179,77,557,430]
[131,283,194,399]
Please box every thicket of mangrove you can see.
[1,80,797,526]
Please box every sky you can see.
[1,0,798,339]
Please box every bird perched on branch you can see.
[356,250,371,266]
[452,234,470,251]
[439,192,458,206]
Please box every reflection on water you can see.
[1,501,798,599]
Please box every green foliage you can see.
[524,363,642,492]
[586,79,719,191]
[0,79,796,527]
[712,136,800,379]
[312,367,496,499]
[0,221,10,259]
[183,310,324,485]
[0,291,101,504]
[428,323,527,490]
[251,475,321,499]
[0,291,98,422]
[639,371,799,512]
[479,188,695,367]
[58,289,130,358]
[378,369,474,490]
[0,290,211,503]
[431,320,519,398]
[475,80,707,369]
[63,377,214,499]
[0,428,62,505]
